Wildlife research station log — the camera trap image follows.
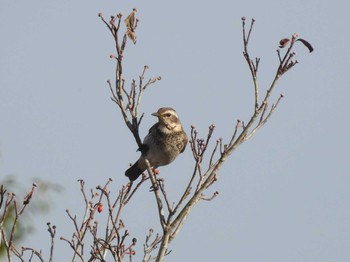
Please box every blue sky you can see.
[1,1,349,261]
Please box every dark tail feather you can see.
[125,160,145,181]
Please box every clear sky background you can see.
[1,0,349,261]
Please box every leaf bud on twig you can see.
[292,33,299,39]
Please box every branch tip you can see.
[292,32,299,39]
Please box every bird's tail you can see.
[125,160,145,181]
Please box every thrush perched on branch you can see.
[125,107,188,181]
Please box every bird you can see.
[125,107,188,181]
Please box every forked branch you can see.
[100,11,313,262]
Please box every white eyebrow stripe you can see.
[161,110,178,118]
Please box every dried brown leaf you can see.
[297,38,314,53]
[124,10,137,44]
[279,38,290,48]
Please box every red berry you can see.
[97,204,103,213]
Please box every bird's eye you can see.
[165,113,171,117]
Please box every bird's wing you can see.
[140,122,159,154]
[148,122,159,134]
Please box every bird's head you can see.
[152,107,183,132]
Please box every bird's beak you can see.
[152,112,160,117]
